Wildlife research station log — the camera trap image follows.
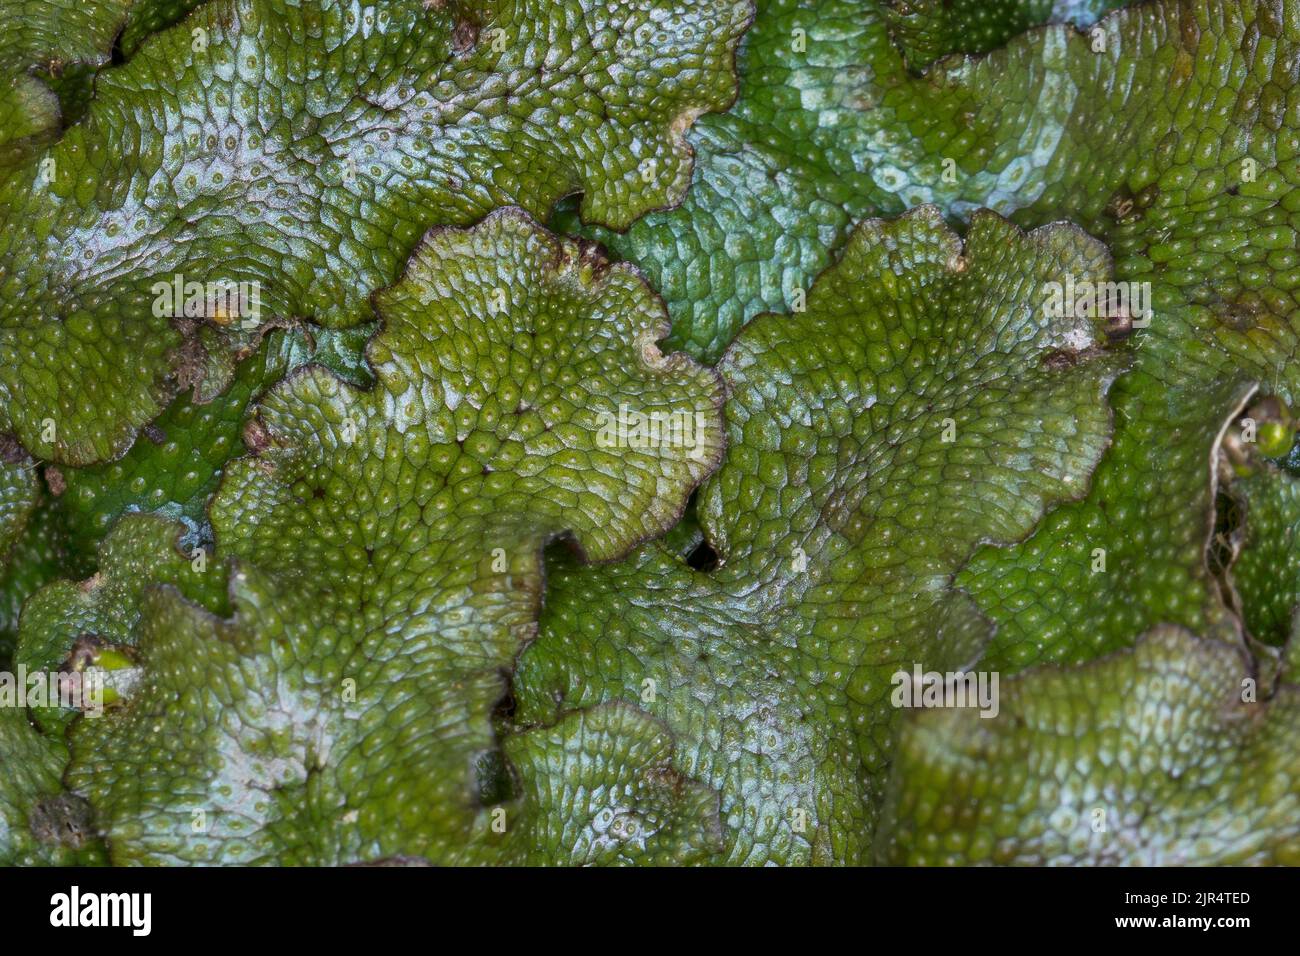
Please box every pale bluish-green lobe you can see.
[515,207,1123,865]
[66,210,725,864]
[558,0,1141,362]
[0,0,749,464]
[568,0,1298,364]
[876,626,1300,865]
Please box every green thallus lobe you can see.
[3,0,1300,867]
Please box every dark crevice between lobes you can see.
[475,673,521,806]
[686,539,719,571]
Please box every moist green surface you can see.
[2,0,1299,866]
